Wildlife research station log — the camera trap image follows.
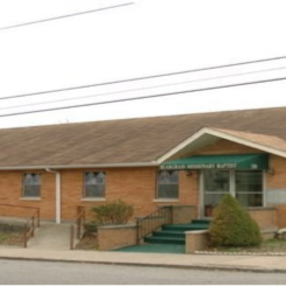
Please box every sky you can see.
[1,0,286,128]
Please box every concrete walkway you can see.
[28,223,71,250]
[1,246,286,273]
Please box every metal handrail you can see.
[0,203,40,248]
[70,206,85,250]
[24,208,40,248]
[136,206,173,244]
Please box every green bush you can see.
[91,200,134,225]
[208,193,262,247]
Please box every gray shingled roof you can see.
[1,106,286,168]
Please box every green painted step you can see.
[114,243,185,254]
[162,224,208,232]
[152,230,185,238]
[143,219,210,246]
[144,236,185,245]
[191,219,211,225]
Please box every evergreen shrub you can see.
[208,193,262,247]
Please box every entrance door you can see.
[202,170,230,217]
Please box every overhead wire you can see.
[2,65,286,112]
[0,2,134,31]
[0,75,286,118]
[1,55,286,101]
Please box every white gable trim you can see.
[156,127,286,164]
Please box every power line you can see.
[0,2,134,30]
[1,54,286,102]
[3,65,286,112]
[1,76,286,118]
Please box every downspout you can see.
[46,168,61,224]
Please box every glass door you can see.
[203,170,230,217]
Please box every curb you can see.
[1,255,286,274]
[195,251,286,256]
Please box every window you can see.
[84,172,106,198]
[204,170,230,207]
[203,170,263,209]
[156,170,179,199]
[235,171,263,207]
[23,173,41,197]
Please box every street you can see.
[1,259,286,284]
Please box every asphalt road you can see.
[1,259,286,284]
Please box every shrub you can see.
[208,193,262,247]
[91,200,134,225]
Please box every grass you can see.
[206,238,286,253]
[75,234,98,250]
[0,232,24,246]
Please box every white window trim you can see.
[22,173,41,198]
[156,170,179,200]
[83,171,106,199]
[81,198,106,202]
[20,197,41,201]
[233,170,265,208]
[200,169,265,217]
[153,199,180,203]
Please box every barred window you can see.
[23,173,41,197]
[156,170,179,199]
[84,172,106,198]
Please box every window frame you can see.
[156,170,179,199]
[83,171,106,199]
[202,169,264,209]
[22,173,41,198]
[235,170,264,207]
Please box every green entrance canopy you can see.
[160,154,269,170]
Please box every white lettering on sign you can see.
[216,163,237,169]
[161,163,238,170]
[160,164,186,170]
[187,164,215,169]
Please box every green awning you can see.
[160,154,269,170]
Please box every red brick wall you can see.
[266,155,286,189]
[191,138,263,155]
[0,167,198,221]
[265,155,286,228]
[61,168,198,220]
[0,171,55,219]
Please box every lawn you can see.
[205,238,286,253]
[75,234,98,250]
[0,232,24,246]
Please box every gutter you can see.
[0,162,159,171]
[46,168,61,224]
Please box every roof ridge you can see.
[1,105,286,131]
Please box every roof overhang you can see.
[157,127,286,164]
[0,162,158,171]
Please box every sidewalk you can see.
[1,246,286,273]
